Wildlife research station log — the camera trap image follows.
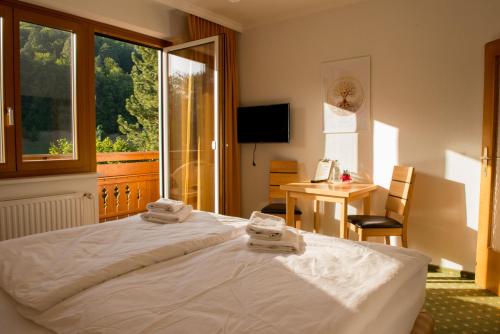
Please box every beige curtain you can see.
[188,15,241,217]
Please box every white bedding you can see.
[0,211,247,312]
[19,232,430,334]
[0,266,427,334]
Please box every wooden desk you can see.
[280,182,378,238]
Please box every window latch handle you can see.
[6,107,14,126]
[482,146,491,176]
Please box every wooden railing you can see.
[97,151,160,222]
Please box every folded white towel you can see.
[247,228,303,253]
[146,199,185,213]
[140,205,193,224]
[246,211,286,240]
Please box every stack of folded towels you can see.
[246,211,303,253]
[140,198,193,224]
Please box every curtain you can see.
[188,15,241,217]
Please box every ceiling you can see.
[156,0,365,32]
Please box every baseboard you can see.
[427,264,475,280]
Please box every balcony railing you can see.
[97,151,159,222]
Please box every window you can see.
[0,2,167,178]
[0,7,90,177]
[20,22,77,161]
[11,10,89,175]
[94,34,159,153]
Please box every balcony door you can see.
[477,38,500,295]
[163,37,219,213]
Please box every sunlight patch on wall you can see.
[373,121,399,189]
[444,150,481,231]
[324,133,358,174]
[324,133,359,217]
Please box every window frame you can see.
[13,8,90,174]
[0,0,169,179]
[0,4,15,173]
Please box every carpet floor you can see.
[425,271,500,333]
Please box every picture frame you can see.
[322,55,371,133]
[311,159,333,183]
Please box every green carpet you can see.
[425,271,500,333]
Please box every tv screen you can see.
[237,103,290,143]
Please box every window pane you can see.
[167,43,216,211]
[0,17,4,164]
[94,35,159,153]
[20,22,77,161]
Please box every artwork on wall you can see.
[322,55,371,133]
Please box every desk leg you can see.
[313,200,320,233]
[285,192,296,228]
[363,194,371,215]
[339,198,348,239]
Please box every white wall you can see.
[238,0,500,272]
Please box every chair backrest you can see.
[385,166,416,223]
[268,161,299,202]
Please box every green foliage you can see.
[20,22,73,146]
[50,135,131,154]
[96,136,130,153]
[95,57,134,135]
[49,138,73,154]
[22,27,159,155]
[118,46,159,151]
[95,36,135,73]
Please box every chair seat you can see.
[348,215,402,229]
[261,203,302,215]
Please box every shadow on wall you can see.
[410,172,477,272]
[240,111,478,272]
[321,119,479,272]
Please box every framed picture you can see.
[312,159,333,183]
[322,56,371,133]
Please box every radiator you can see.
[0,192,97,241]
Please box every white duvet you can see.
[0,211,247,312]
[22,232,430,334]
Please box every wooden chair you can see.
[261,161,302,228]
[347,166,415,247]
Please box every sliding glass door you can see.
[163,37,219,212]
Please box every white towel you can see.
[246,211,286,240]
[141,205,193,224]
[146,199,185,213]
[247,228,303,253]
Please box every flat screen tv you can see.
[237,103,290,143]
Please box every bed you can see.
[0,211,430,334]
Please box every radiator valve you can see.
[83,193,94,200]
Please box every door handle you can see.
[482,146,493,176]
